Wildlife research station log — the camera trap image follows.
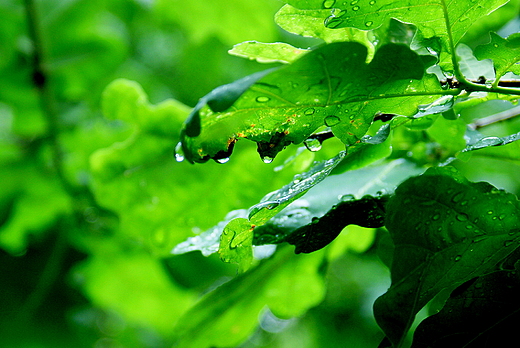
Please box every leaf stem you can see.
[441,0,520,96]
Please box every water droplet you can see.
[216,157,230,164]
[432,214,440,221]
[324,16,343,28]
[452,192,464,203]
[472,136,503,149]
[456,213,468,222]
[323,0,336,8]
[369,0,376,4]
[174,142,185,162]
[352,5,360,10]
[493,43,499,48]
[339,194,356,202]
[460,200,468,206]
[262,156,274,164]
[365,21,373,27]
[454,255,462,262]
[256,96,270,103]
[324,115,341,126]
[304,108,316,115]
[304,138,322,152]
[487,210,494,215]
[350,0,358,4]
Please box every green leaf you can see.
[229,41,309,64]
[412,263,520,347]
[180,41,443,163]
[74,243,194,335]
[374,167,520,347]
[455,43,495,81]
[0,164,71,254]
[426,115,466,154]
[282,0,508,68]
[275,4,375,49]
[172,246,326,348]
[253,159,425,247]
[461,130,520,153]
[249,150,346,225]
[218,218,254,272]
[474,32,520,82]
[285,194,388,253]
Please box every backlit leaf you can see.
[180,41,442,163]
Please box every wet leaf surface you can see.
[375,167,520,347]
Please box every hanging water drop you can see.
[324,115,341,127]
[216,157,230,164]
[304,138,322,152]
[262,156,274,164]
[174,142,185,162]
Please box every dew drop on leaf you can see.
[456,213,468,222]
[352,5,360,10]
[304,138,322,152]
[174,142,185,162]
[365,21,374,27]
[256,96,270,103]
[262,156,274,164]
[324,115,341,126]
[451,192,463,203]
[432,213,440,221]
[369,0,376,4]
[454,255,462,262]
[339,194,356,202]
[350,0,358,4]
[323,0,336,8]
[304,108,316,115]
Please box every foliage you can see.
[2,0,520,348]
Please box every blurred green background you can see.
[1,0,520,347]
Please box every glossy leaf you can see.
[282,0,508,68]
[180,41,442,163]
[253,159,424,247]
[285,194,388,253]
[218,218,254,272]
[275,4,375,48]
[374,167,520,347]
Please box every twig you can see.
[468,105,520,130]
